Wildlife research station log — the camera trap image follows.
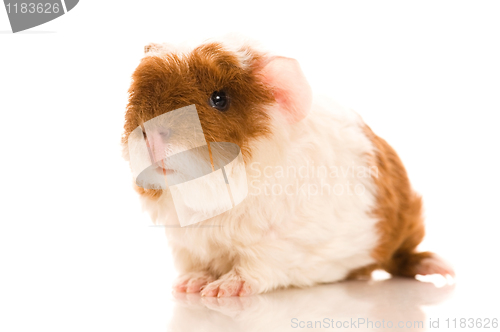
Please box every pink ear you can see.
[260,56,312,123]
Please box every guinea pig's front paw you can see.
[200,272,256,297]
[173,272,215,293]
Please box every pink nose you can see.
[145,129,171,164]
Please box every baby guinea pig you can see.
[121,36,454,297]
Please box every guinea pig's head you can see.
[122,38,312,199]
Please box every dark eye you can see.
[209,90,230,111]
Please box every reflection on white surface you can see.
[168,277,454,332]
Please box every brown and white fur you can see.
[122,37,454,297]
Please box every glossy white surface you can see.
[164,267,497,332]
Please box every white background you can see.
[1,1,499,331]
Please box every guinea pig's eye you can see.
[208,90,230,111]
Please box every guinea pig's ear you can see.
[144,42,176,54]
[144,43,161,54]
[259,56,312,123]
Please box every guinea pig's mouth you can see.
[155,165,176,176]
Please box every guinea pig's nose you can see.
[159,129,171,140]
[146,129,171,164]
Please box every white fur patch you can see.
[132,97,381,294]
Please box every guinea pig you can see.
[121,36,454,297]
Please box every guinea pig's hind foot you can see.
[388,251,455,278]
[413,254,455,278]
[173,272,215,293]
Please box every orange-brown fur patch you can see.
[133,183,163,200]
[122,42,275,198]
[360,125,435,278]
